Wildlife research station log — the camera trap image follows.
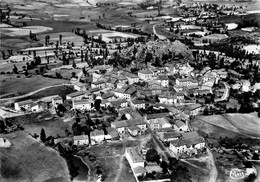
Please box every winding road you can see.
[153,24,167,40]
[207,148,218,182]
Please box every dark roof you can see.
[102,92,115,99]
[146,113,169,120]
[67,91,85,98]
[164,132,181,139]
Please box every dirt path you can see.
[153,24,167,40]
[207,148,218,182]
[113,154,125,182]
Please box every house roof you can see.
[102,92,115,99]
[112,119,146,129]
[67,91,85,98]
[146,113,169,120]
[90,129,104,136]
[92,80,106,85]
[174,120,186,128]
[106,127,119,138]
[156,128,175,133]
[89,87,101,93]
[74,135,89,140]
[73,99,93,105]
[170,136,204,147]
[132,99,145,105]
[164,132,181,139]
[177,78,197,83]
[138,69,153,75]
[16,99,33,106]
[126,147,144,163]
[151,117,170,126]
[53,96,62,100]
[124,72,139,78]
[158,74,168,80]
[128,125,141,132]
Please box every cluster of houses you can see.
[12,60,227,156]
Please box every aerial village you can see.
[0,0,260,182]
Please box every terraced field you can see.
[191,113,260,138]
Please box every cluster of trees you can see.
[237,14,260,29]
[29,30,38,41]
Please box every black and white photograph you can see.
[0,0,260,181]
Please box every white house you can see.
[114,88,131,100]
[14,99,34,111]
[158,75,169,87]
[31,103,40,112]
[72,99,93,111]
[66,91,86,101]
[73,135,89,145]
[158,94,177,105]
[138,69,153,81]
[90,129,105,145]
[131,99,146,109]
[173,120,189,131]
[124,73,139,85]
[52,96,63,107]
[91,80,106,89]
[125,147,145,169]
[169,137,205,155]
[149,117,172,131]
[175,78,198,87]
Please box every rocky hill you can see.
[121,40,193,64]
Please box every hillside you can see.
[191,113,260,138]
[0,131,70,182]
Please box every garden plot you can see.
[1,26,53,37]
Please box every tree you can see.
[72,60,77,69]
[160,160,168,174]
[40,128,46,142]
[170,165,192,182]
[94,99,101,111]
[13,64,18,74]
[59,34,62,44]
[146,148,159,162]
[244,173,256,182]
[24,70,29,77]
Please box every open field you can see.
[38,32,84,46]
[1,26,53,37]
[0,131,70,182]
[0,37,43,53]
[0,74,68,95]
[16,85,75,102]
[78,139,143,182]
[11,112,73,137]
[191,113,260,138]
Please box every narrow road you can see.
[0,83,72,102]
[153,24,167,40]
[148,129,175,161]
[114,154,125,182]
[207,148,218,182]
